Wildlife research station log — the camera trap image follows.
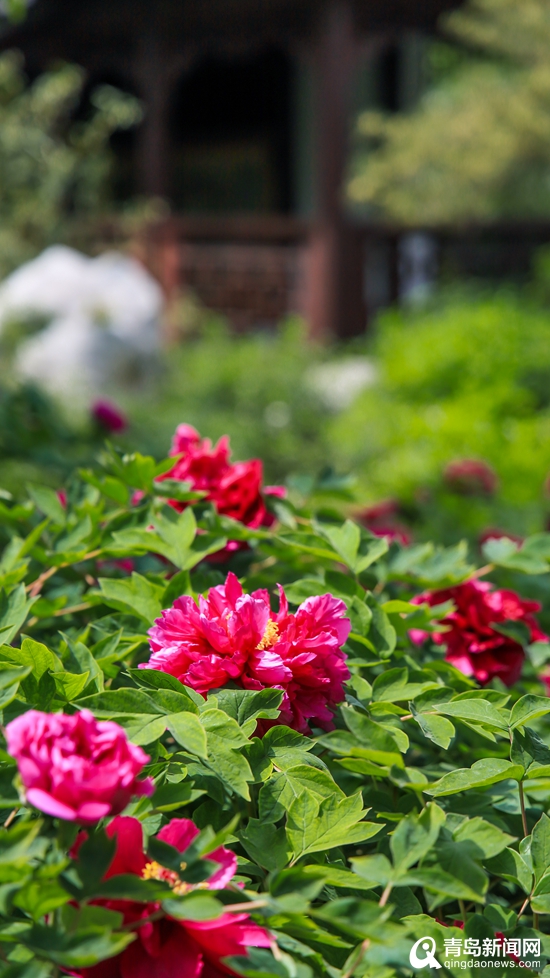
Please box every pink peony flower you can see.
[144,571,351,733]
[410,579,548,687]
[73,815,271,978]
[156,424,285,542]
[91,399,128,434]
[443,458,498,496]
[5,710,153,824]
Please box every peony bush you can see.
[2,426,550,976]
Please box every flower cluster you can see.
[145,571,351,733]
[411,579,548,686]
[73,816,270,978]
[157,424,285,545]
[5,709,153,824]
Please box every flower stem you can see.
[342,939,371,978]
[378,883,393,907]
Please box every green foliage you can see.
[328,288,550,543]
[0,446,548,973]
[123,317,333,484]
[0,50,140,277]
[349,0,550,223]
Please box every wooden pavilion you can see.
[0,0,462,337]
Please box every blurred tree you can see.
[349,0,550,223]
[0,51,141,277]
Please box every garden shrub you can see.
[329,288,550,543]
[0,425,549,975]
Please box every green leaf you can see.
[206,743,253,801]
[287,790,381,859]
[167,712,208,758]
[26,484,65,524]
[60,634,103,693]
[405,866,487,902]
[350,853,393,887]
[13,879,69,920]
[431,698,509,730]
[453,817,515,859]
[151,508,197,568]
[125,715,168,746]
[427,758,524,796]
[491,620,532,648]
[390,804,446,874]
[342,706,404,754]
[0,662,32,707]
[98,573,164,623]
[211,687,283,727]
[510,695,550,729]
[18,639,59,679]
[365,597,396,658]
[259,765,344,823]
[239,820,292,872]
[412,708,455,749]
[129,669,202,707]
[532,813,550,882]
[372,668,439,703]
[95,874,171,901]
[162,892,223,920]
[53,671,90,701]
[78,688,161,716]
[0,585,34,643]
[485,847,533,893]
[325,522,367,571]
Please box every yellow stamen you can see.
[257,619,280,651]
[142,860,191,895]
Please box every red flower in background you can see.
[73,815,271,978]
[443,458,498,496]
[91,400,128,434]
[478,528,524,547]
[357,499,412,546]
[411,579,547,687]
[144,571,350,734]
[155,425,285,554]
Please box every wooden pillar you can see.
[134,33,172,197]
[307,0,365,340]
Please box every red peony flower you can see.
[5,710,153,824]
[91,399,128,434]
[72,815,271,978]
[410,579,547,687]
[358,499,401,525]
[357,499,411,546]
[156,425,285,547]
[369,524,412,546]
[478,528,524,547]
[144,571,351,733]
[443,458,498,496]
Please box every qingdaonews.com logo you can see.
[409,936,542,971]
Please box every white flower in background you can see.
[306,357,377,411]
[0,245,163,405]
